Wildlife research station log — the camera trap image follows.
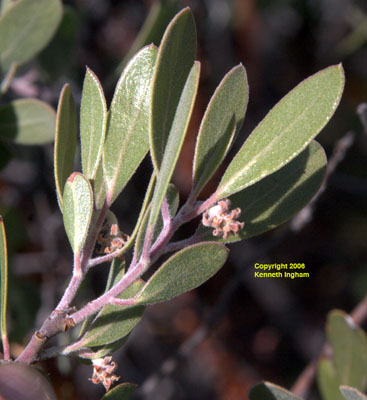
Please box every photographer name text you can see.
[254,263,309,279]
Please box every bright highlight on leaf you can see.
[340,386,367,400]
[63,172,94,253]
[249,381,303,400]
[0,216,9,358]
[216,64,344,199]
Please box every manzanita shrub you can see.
[0,6,352,400]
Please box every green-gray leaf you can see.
[79,280,145,347]
[54,84,78,212]
[192,64,249,196]
[136,242,228,305]
[103,45,157,205]
[0,216,8,345]
[79,336,129,360]
[340,386,367,400]
[249,381,303,400]
[216,64,344,199]
[318,358,345,400]
[80,67,107,180]
[63,173,94,254]
[327,310,367,390]
[199,140,326,242]
[150,7,196,171]
[100,383,137,400]
[147,61,199,233]
[0,99,56,144]
[0,0,62,73]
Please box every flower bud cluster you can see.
[202,199,244,239]
[90,356,120,391]
[97,223,129,254]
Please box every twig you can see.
[137,124,358,397]
[0,62,18,96]
[356,103,367,135]
[291,297,367,398]
[291,130,355,231]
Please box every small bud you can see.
[89,356,120,391]
[202,198,244,239]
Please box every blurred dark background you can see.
[0,0,366,399]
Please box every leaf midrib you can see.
[219,86,325,196]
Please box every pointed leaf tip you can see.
[217,64,344,199]
[192,63,248,196]
[249,381,302,400]
[150,6,197,170]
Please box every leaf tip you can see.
[67,172,80,183]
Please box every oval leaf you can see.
[137,242,228,305]
[103,45,157,205]
[0,216,8,348]
[79,280,145,347]
[216,64,344,199]
[0,99,56,144]
[147,61,199,232]
[80,68,107,180]
[318,358,345,400]
[63,172,93,253]
[150,7,196,170]
[54,84,78,212]
[0,0,62,73]
[327,310,367,390]
[100,383,137,400]
[340,386,367,400]
[249,381,302,400]
[199,140,327,242]
[192,64,249,196]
